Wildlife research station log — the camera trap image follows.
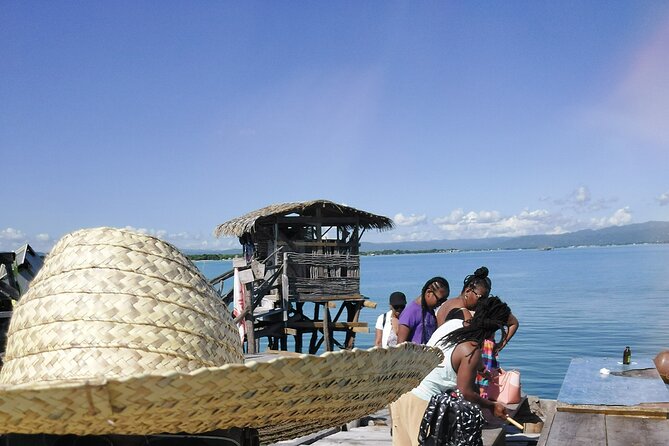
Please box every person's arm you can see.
[436,300,458,326]
[374,314,384,347]
[397,303,416,343]
[375,328,383,347]
[453,343,508,420]
[436,302,449,326]
[397,324,411,343]
[497,313,519,352]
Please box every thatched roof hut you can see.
[212,200,393,353]
[214,199,393,238]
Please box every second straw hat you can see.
[0,227,442,443]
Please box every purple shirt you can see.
[398,300,437,344]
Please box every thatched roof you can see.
[214,199,394,238]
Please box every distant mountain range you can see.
[183,221,669,255]
[360,221,669,252]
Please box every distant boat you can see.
[540,246,553,251]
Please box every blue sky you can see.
[1,2,668,252]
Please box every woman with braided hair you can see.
[391,296,511,446]
[397,277,450,345]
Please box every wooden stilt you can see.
[323,304,332,352]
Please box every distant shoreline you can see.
[187,242,669,261]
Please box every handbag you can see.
[418,388,484,446]
[487,368,521,404]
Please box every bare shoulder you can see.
[455,341,480,359]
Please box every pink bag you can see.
[487,368,522,404]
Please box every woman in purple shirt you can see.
[397,277,449,344]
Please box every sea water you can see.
[195,244,669,399]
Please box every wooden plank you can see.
[557,402,669,418]
[296,294,365,302]
[482,427,505,446]
[238,268,255,284]
[544,412,606,446]
[251,260,265,280]
[536,410,556,446]
[243,282,256,354]
[606,415,669,446]
[304,425,389,445]
[281,268,290,321]
[232,257,247,268]
[288,321,368,328]
[323,304,332,352]
[274,216,360,225]
[345,301,361,349]
[308,303,320,354]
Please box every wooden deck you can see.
[537,356,669,446]
[537,409,669,446]
[274,399,534,446]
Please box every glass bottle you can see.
[623,346,632,365]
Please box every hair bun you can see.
[474,266,489,278]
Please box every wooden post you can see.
[281,255,290,351]
[274,222,279,268]
[323,304,333,352]
[281,254,290,322]
[295,302,304,353]
[345,301,363,349]
[352,220,360,255]
[309,303,320,354]
[244,281,256,354]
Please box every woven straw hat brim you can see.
[0,343,442,444]
[0,227,443,443]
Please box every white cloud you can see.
[0,228,25,240]
[433,209,465,225]
[122,226,168,238]
[574,186,591,204]
[393,213,427,227]
[391,231,431,242]
[119,226,241,251]
[433,208,573,239]
[657,192,669,206]
[35,233,50,241]
[0,228,28,251]
[552,186,616,211]
[166,231,200,241]
[591,207,633,228]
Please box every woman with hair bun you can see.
[436,266,493,326]
[437,266,519,398]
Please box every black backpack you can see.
[418,388,484,446]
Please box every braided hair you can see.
[461,266,492,294]
[438,295,510,355]
[419,277,450,343]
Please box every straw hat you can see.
[0,227,442,443]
